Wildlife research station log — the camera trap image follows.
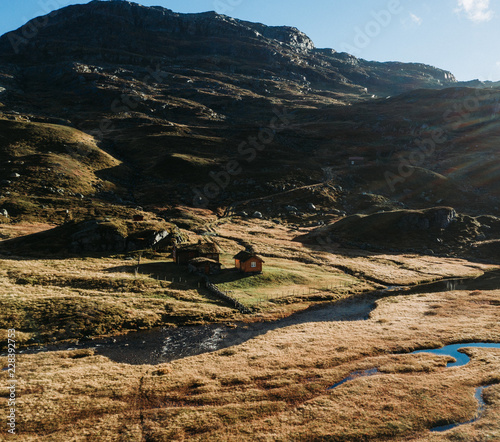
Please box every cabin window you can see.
[251,261,257,268]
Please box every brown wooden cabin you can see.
[233,251,264,273]
[188,257,222,275]
[173,242,220,265]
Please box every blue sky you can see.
[0,0,499,81]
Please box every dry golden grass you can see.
[215,218,493,285]
[0,223,57,240]
[1,288,499,441]
[3,218,491,347]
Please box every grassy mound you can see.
[0,218,173,256]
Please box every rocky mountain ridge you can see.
[0,0,455,99]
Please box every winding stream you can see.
[326,343,500,433]
[10,270,500,365]
[413,343,500,368]
[414,343,500,432]
[4,269,500,434]
[430,386,487,433]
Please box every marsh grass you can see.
[1,219,499,440]
[1,289,498,441]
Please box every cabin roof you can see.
[175,242,220,254]
[188,257,221,265]
[233,251,265,263]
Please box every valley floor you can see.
[1,220,499,440]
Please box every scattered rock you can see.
[0,209,8,217]
[252,211,263,219]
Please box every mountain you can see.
[0,0,499,242]
[0,0,456,98]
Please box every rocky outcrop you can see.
[69,220,170,253]
[396,207,457,231]
[70,220,126,253]
[308,207,474,255]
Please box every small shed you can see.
[173,241,220,265]
[188,257,222,275]
[233,251,264,273]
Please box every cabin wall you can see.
[241,258,262,273]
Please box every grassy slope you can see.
[0,117,136,224]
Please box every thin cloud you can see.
[456,0,493,22]
[410,13,423,25]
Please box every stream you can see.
[326,343,500,433]
[8,270,500,365]
[5,269,500,433]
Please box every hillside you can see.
[0,0,498,248]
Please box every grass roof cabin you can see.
[173,241,220,264]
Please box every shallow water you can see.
[412,343,500,367]
[326,343,500,432]
[13,293,379,365]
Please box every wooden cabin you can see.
[233,251,264,273]
[173,241,220,265]
[188,257,222,275]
